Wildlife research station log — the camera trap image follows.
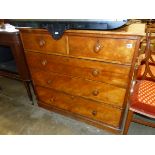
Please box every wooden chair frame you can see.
[123,25,155,134]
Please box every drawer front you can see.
[36,86,122,128]
[25,51,130,87]
[31,70,126,108]
[68,36,136,64]
[20,32,67,54]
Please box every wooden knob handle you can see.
[41,60,47,66]
[70,95,75,100]
[94,41,103,53]
[92,69,100,76]
[92,90,99,96]
[47,80,52,84]
[92,110,97,116]
[39,39,46,47]
[50,98,55,102]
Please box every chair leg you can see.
[123,109,134,135]
[23,81,34,105]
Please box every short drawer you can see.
[31,70,126,108]
[68,36,136,64]
[36,86,122,128]
[25,51,130,87]
[20,30,67,54]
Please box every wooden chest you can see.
[19,28,142,133]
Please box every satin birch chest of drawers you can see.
[19,28,142,133]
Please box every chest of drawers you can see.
[19,28,142,133]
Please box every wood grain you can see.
[69,36,136,64]
[25,51,130,88]
[20,32,67,54]
[36,86,122,127]
[31,69,126,108]
[19,27,143,133]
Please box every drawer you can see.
[36,86,122,128]
[20,31,67,54]
[68,36,136,64]
[31,70,126,108]
[25,51,130,87]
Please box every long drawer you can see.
[31,69,126,108]
[68,36,137,64]
[25,51,130,88]
[20,31,67,54]
[36,86,122,128]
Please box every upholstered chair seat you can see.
[130,80,155,118]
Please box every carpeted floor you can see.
[0,76,155,135]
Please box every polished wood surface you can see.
[36,86,122,127]
[31,69,126,108]
[25,51,130,88]
[20,32,67,54]
[20,27,143,133]
[69,36,136,64]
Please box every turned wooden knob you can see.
[47,80,52,84]
[92,69,100,76]
[92,90,99,96]
[41,59,47,66]
[39,39,46,47]
[92,110,97,116]
[94,41,103,53]
[50,98,55,102]
[70,95,75,100]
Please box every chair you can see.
[123,24,155,134]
